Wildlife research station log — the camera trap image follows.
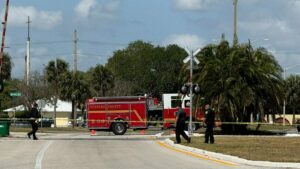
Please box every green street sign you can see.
[10,92,21,97]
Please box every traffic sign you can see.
[183,48,200,64]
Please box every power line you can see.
[11,53,73,59]
[78,52,106,58]
[80,40,126,46]
[7,40,72,47]
[7,39,126,48]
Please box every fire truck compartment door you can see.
[129,103,147,128]
[87,103,109,128]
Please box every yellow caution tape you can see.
[0,118,298,126]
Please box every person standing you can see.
[204,104,215,144]
[27,103,41,140]
[175,106,191,144]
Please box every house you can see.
[3,99,81,127]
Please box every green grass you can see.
[247,124,296,131]
[171,136,300,162]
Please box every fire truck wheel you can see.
[112,122,127,135]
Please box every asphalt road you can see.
[0,133,264,169]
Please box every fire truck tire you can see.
[111,122,127,135]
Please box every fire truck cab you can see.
[162,94,204,130]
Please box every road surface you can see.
[0,133,266,169]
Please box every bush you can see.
[0,112,9,119]
[15,111,29,118]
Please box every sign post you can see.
[9,91,21,124]
[183,48,201,135]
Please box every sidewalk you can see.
[163,138,300,169]
[3,132,166,140]
[1,132,51,139]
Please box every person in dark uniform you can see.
[27,103,41,140]
[204,104,215,144]
[175,106,191,144]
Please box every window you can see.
[171,96,181,108]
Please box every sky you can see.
[2,0,300,78]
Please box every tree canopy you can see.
[179,40,283,133]
[106,40,186,98]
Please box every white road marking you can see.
[35,141,53,169]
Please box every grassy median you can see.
[172,136,300,162]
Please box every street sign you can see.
[10,92,21,97]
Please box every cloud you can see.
[74,0,120,20]
[74,0,97,18]
[240,19,292,35]
[163,34,205,50]
[174,0,213,11]
[5,6,62,30]
[12,47,50,78]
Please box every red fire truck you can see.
[86,93,204,135]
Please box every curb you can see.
[164,138,300,168]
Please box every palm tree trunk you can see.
[293,104,296,124]
[72,100,75,128]
[272,112,276,124]
[54,96,57,128]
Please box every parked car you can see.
[38,118,54,127]
[67,118,86,127]
[10,120,31,128]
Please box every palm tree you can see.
[90,64,114,97]
[285,75,300,124]
[45,59,69,127]
[180,39,283,133]
[2,53,12,80]
[59,71,91,127]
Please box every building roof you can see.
[3,99,80,113]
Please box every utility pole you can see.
[26,16,31,85]
[0,0,10,75]
[73,30,78,75]
[283,68,286,126]
[24,55,27,81]
[54,58,57,128]
[72,30,78,127]
[233,0,238,46]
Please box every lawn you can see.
[171,136,300,162]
